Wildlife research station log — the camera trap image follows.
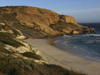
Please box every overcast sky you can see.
[0,0,100,23]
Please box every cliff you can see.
[0,6,96,38]
[0,6,89,75]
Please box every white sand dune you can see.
[25,39,100,75]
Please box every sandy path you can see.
[25,39,100,75]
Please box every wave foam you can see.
[87,34,100,38]
[63,35,71,38]
[54,40,62,43]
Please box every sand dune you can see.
[25,39,100,75]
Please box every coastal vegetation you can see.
[0,26,85,75]
[0,6,96,75]
[22,52,42,60]
[0,57,85,75]
[0,32,24,47]
[0,26,86,75]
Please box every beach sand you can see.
[25,39,100,75]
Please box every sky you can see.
[0,0,100,23]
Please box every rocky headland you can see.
[0,6,96,38]
[0,6,97,75]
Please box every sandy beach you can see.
[25,39,100,75]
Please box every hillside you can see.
[0,6,95,75]
[0,6,96,38]
[0,23,85,75]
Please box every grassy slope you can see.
[0,32,24,55]
[0,57,85,75]
[0,32,24,48]
[0,32,85,75]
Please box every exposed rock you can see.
[0,29,6,32]
[0,22,26,39]
[16,35,26,39]
[0,6,96,38]
[0,23,5,25]
[16,30,26,39]
[62,29,71,34]
[59,15,77,24]
[8,30,14,34]
[5,45,31,53]
[72,31,80,35]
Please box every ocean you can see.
[55,23,100,61]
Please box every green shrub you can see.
[8,58,36,71]
[0,57,24,75]
[22,52,42,60]
[0,57,85,75]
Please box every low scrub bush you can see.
[22,52,42,60]
[0,57,85,75]
[0,57,29,75]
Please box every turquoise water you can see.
[55,23,100,61]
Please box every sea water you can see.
[55,23,100,61]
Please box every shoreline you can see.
[25,39,100,75]
[53,38,100,62]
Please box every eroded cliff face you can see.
[59,15,77,24]
[0,6,96,38]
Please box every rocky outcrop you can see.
[59,15,77,24]
[15,30,26,39]
[0,22,26,39]
[72,31,80,35]
[0,6,96,38]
